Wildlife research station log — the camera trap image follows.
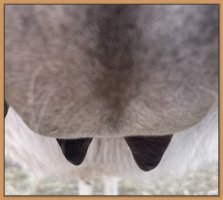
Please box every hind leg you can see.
[5,100,9,117]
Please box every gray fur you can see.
[5,5,218,138]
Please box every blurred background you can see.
[5,159,218,195]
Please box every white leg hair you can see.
[78,179,93,195]
[102,175,120,195]
[5,107,76,179]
